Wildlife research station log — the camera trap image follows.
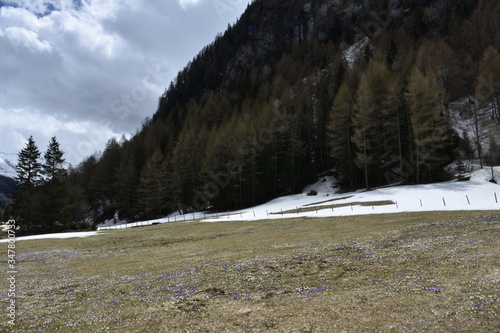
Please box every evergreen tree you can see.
[13,136,43,233]
[16,136,42,188]
[43,136,66,182]
[42,137,72,231]
[115,155,138,220]
[475,46,500,120]
[327,81,356,188]
[171,124,208,212]
[136,149,165,219]
[352,60,392,188]
[405,67,450,183]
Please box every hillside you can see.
[54,0,500,224]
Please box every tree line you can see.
[5,136,88,234]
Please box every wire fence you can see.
[97,192,500,231]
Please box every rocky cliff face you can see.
[220,0,385,84]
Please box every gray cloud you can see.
[0,0,250,165]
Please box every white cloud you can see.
[0,107,123,165]
[81,0,119,19]
[0,0,252,165]
[5,26,52,52]
[57,10,123,57]
[178,0,202,10]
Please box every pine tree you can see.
[352,60,392,188]
[406,67,450,183]
[136,149,165,219]
[13,136,43,233]
[327,81,356,188]
[171,124,208,212]
[16,136,42,188]
[475,46,500,120]
[382,75,406,183]
[115,155,138,220]
[43,136,66,182]
[38,137,73,232]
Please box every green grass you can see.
[2,211,500,332]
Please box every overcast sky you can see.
[0,0,250,165]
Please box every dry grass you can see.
[270,200,395,215]
[1,211,500,332]
[303,195,354,206]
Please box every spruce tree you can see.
[41,136,72,232]
[13,136,43,233]
[43,136,66,182]
[16,136,42,188]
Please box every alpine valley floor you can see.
[2,209,499,332]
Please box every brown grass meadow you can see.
[1,210,499,332]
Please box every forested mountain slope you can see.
[71,0,500,224]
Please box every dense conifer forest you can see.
[5,0,500,231]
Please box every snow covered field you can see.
[200,166,500,222]
[96,166,500,229]
[5,166,499,240]
[0,231,101,243]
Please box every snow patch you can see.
[343,37,370,69]
[0,152,17,179]
[0,231,102,243]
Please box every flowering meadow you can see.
[2,211,499,332]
